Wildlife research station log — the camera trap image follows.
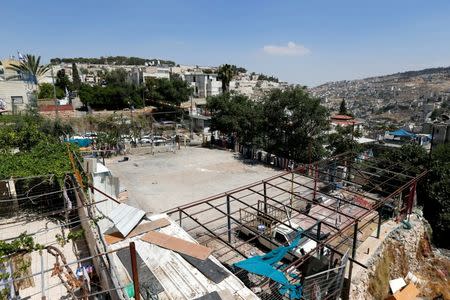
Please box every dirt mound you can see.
[353,214,450,300]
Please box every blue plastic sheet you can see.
[234,234,303,299]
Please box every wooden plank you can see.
[393,282,419,300]
[104,232,124,244]
[141,231,212,260]
[105,218,171,244]
[129,218,171,238]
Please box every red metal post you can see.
[407,181,417,215]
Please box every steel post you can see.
[130,242,140,300]
[227,195,232,243]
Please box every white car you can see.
[140,135,152,144]
[152,136,168,146]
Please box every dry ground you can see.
[106,147,282,213]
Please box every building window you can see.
[11,96,23,104]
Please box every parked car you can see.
[152,136,168,146]
[140,135,152,144]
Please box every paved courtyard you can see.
[106,147,282,213]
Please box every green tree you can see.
[7,54,49,84]
[218,64,236,92]
[55,69,72,93]
[262,87,329,162]
[372,143,450,249]
[72,63,82,90]
[207,93,263,146]
[38,83,55,99]
[105,68,128,86]
[339,99,347,115]
[327,125,362,156]
[258,74,279,82]
[423,143,450,248]
[207,87,329,162]
[144,75,192,106]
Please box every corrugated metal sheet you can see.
[95,162,110,174]
[109,214,259,300]
[108,203,145,237]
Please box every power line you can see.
[0,198,111,238]
[0,186,80,203]
[0,245,129,287]
[0,197,109,223]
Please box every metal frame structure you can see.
[165,152,427,299]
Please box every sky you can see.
[2,0,450,86]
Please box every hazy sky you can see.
[2,0,450,86]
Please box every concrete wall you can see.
[432,123,450,146]
[0,81,34,112]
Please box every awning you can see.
[387,129,416,138]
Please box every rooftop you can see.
[102,212,258,299]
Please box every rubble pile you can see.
[350,213,450,300]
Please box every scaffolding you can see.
[165,152,427,300]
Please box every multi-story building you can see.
[130,66,171,85]
[184,73,222,98]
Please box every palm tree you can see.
[217,64,236,93]
[7,54,49,84]
[0,60,4,79]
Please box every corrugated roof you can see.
[108,203,145,237]
[331,114,354,120]
[109,214,259,300]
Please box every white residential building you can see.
[0,80,35,113]
[184,73,222,98]
[130,66,171,85]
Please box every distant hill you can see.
[314,66,450,89]
[50,56,176,67]
[310,66,450,122]
[379,66,450,79]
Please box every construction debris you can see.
[385,282,419,300]
[389,278,406,294]
[141,230,213,260]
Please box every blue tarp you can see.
[388,129,416,138]
[234,234,303,299]
[66,138,92,147]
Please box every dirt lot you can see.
[106,147,282,213]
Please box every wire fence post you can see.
[40,250,46,300]
[263,181,267,214]
[313,163,318,201]
[376,211,382,239]
[346,220,359,298]
[227,195,232,243]
[316,221,323,257]
[129,242,140,300]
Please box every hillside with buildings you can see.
[310,67,450,128]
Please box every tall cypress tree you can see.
[72,63,81,90]
[339,98,347,115]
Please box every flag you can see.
[17,51,24,61]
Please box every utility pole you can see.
[51,66,58,119]
[190,96,194,139]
